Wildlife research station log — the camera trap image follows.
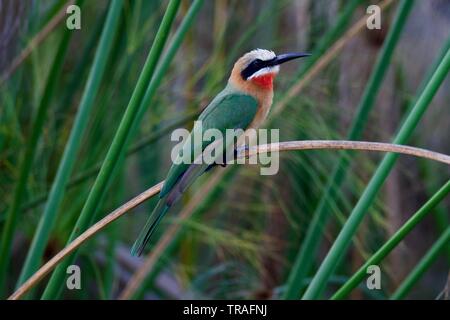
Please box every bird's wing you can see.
[160,92,258,198]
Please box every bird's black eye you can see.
[241,59,267,80]
[250,59,264,70]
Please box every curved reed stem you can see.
[332,180,450,299]
[9,140,450,300]
[119,169,226,299]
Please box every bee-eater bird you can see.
[131,49,309,256]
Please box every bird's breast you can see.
[250,73,275,90]
[248,92,274,130]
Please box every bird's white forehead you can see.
[241,49,276,66]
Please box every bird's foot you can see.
[239,145,250,158]
[205,146,248,172]
[205,161,226,172]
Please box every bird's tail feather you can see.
[131,198,170,256]
[131,163,209,256]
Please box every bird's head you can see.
[229,49,310,91]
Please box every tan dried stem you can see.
[9,139,450,300]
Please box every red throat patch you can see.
[251,73,275,89]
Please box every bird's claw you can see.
[205,146,249,172]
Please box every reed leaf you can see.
[302,37,450,300]
[41,0,181,299]
[0,0,81,296]
[391,227,450,300]
[16,0,123,290]
[283,0,415,299]
[332,180,450,299]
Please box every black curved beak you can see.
[267,52,311,67]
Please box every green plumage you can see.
[131,84,258,256]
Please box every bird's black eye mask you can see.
[241,58,272,80]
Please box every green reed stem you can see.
[303,35,450,300]
[391,227,450,300]
[16,0,122,290]
[283,0,414,299]
[41,0,181,299]
[332,180,450,299]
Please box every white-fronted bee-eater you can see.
[131,49,310,256]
